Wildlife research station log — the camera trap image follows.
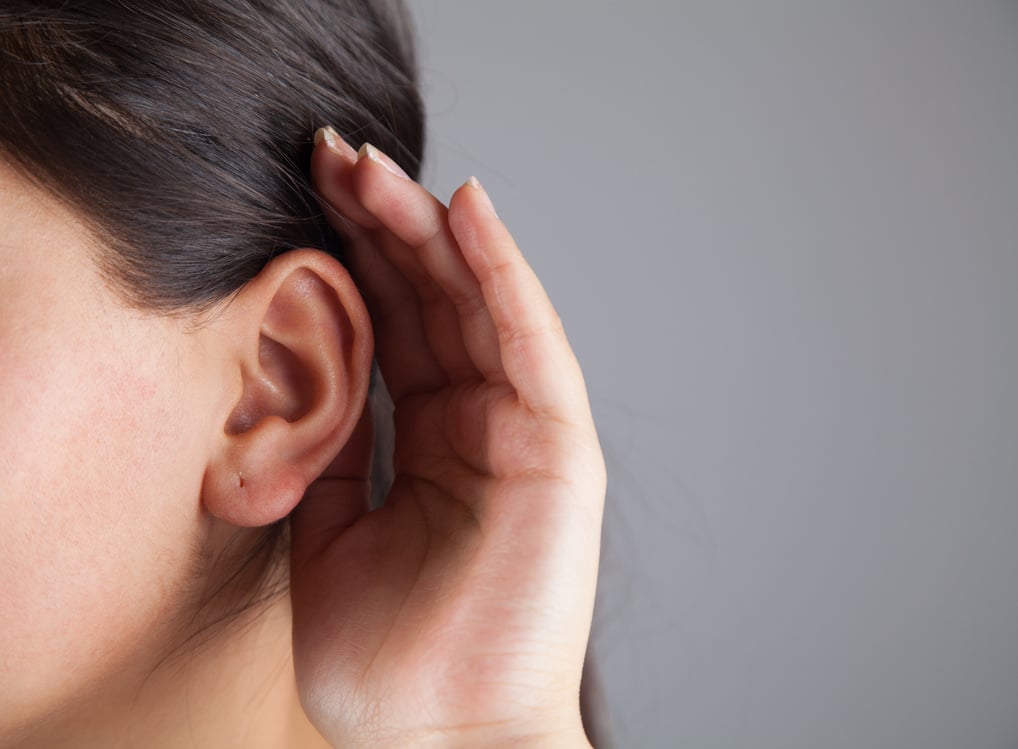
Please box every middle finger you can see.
[352,144,507,384]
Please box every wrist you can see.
[488,726,592,749]
[385,722,593,749]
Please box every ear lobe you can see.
[202,250,373,528]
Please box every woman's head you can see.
[0,0,421,740]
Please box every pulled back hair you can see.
[0,0,424,311]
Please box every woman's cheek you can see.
[0,312,206,725]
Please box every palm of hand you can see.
[290,133,603,749]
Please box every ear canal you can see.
[225,335,314,436]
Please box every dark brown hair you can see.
[0,0,424,311]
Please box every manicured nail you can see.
[358,142,411,181]
[314,125,356,160]
[467,176,498,217]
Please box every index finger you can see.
[448,178,594,426]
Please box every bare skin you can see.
[290,131,606,748]
[0,157,341,749]
[0,131,603,748]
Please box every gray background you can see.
[405,2,1018,747]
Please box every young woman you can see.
[0,1,606,747]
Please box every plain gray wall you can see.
[405,2,1018,747]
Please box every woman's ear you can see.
[201,249,373,528]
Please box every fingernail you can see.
[467,176,498,217]
[314,125,356,160]
[358,142,411,181]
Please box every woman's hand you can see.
[289,128,606,749]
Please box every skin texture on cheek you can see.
[0,166,218,736]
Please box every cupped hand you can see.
[289,128,606,749]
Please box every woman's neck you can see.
[12,592,332,749]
